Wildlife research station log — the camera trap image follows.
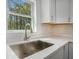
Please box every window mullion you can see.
[9,11,32,18]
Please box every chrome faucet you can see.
[24,23,33,40]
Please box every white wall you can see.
[41,24,73,38]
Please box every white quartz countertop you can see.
[7,37,72,59]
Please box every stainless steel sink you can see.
[10,40,53,58]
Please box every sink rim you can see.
[9,40,52,46]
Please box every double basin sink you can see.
[10,40,54,58]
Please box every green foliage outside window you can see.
[8,0,32,30]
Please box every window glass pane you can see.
[8,15,14,30]
[8,0,20,13]
[8,0,31,15]
[8,0,32,30]
[20,2,31,15]
[8,15,31,30]
[20,0,31,15]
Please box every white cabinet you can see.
[41,0,73,23]
[55,0,73,23]
[69,42,73,59]
[41,0,51,22]
[45,47,64,59]
[56,0,69,23]
[45,43,69,59]
[44,42,73,59]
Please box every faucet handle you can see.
[25,23,33,33]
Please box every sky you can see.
[8,0,27,8]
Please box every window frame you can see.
[6,0,37,33]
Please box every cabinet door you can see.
[63,43,68,59]
[56,0,69,23]
[69,42,73,59]
[41,0,51,22]
[45,47,64,59]
[51,0,56,22]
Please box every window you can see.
[8,0,33,30]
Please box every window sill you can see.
[7,30,25,34]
